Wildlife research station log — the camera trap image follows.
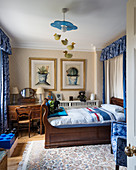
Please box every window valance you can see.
[100,35,126,61]
[0,28,12,55]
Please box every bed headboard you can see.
[110,97,123,107]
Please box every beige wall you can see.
[9,48,103,101]
[95,51,103,103]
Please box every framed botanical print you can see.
[29,58,57,90]
[60,59,86,91]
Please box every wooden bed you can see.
[43,97,123,149]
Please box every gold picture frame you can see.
[29,58,57,90]
[60,59,86,91]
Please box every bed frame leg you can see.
[115,165,119,170]
[111,145,113,154]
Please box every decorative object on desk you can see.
[20,88,35,98]
[77,91,86,102]
[54,33,61,40]
[19,88,36,104]
[55,93,62,101]
[11,87,19,104]
[67,42,75,50]
[69,96,73,101]
[61,59,86,91]
[36,87,44,103]
[29,58,57,90]
[50,8,78,32]
[63,51,73,58]
[61,39,68,45]
[90,93,95,100]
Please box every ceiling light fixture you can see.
[50,8,78,32]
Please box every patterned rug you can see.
[18,140,127,170]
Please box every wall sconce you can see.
[36,87,45,103]
[11,87,19,104]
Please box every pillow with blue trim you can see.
[48,107,68,118]
[101,104,124,112]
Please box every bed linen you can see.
[48,107,124,128]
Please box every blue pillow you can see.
[48,107,68,118]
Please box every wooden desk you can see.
[8,103,43,134]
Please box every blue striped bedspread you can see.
[48,107,124,128]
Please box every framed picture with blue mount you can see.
[60,59,86,91]
[29,58,57,90]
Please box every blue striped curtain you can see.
[0,29,12,133]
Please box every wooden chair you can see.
[16,106,32,138]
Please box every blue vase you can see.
[38,73,48,84]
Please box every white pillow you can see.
[101,104,124,113]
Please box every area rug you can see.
[18,140,127,170]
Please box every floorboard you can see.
[7,131,44,170]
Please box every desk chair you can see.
[16,106,32,138]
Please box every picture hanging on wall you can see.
[29,58,57,90]
[60,59,86,91]
[55,93,62,101]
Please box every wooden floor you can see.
[7,132,44,170]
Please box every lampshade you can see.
[11,87,19,94]
[36,87,44,94]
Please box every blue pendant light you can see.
[50,8,78,32]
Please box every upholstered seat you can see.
[111,121,127,170]
[18,119,32,124]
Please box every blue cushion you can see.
[111,121,127,167]
[111,121,127,137]
[48,107,68,118]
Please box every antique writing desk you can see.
[8,103,43,134]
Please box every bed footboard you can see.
[42,106,111,148]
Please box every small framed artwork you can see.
[60,59,86,91]
[29,58,57,90]
[55,93,62,101]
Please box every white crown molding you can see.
[11,41,100,52]
[96,47,103,51]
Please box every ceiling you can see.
[0,0,127,51]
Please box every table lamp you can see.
[11,87,19,104]
[36,87,45,103]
